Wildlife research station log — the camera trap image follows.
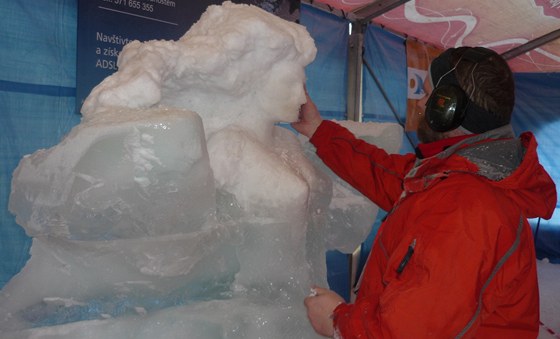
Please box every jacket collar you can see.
[416,134,475,159]
[406,125,518,185]
[416,125,516,160]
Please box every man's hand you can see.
[304,286,345,337]
[291,89,323,138]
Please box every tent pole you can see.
[501,28,560,60]
[350,0,412,21]
[301,0,349,19]
[346,21,365,122]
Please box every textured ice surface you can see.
[1,2,402,338]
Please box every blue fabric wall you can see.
[0,0,80,287]
[300,5,348,120]
[0,1,558,293]
[512,72,560,263]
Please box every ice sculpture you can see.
[0,2,403,338]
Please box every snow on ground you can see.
[538,259,560,338]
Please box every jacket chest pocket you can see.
[378,237,423,314]
[382,237,417,284]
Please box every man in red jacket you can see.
[292,47,557,338]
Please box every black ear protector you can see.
[425,47,495,132]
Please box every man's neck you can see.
[416,134,474,158]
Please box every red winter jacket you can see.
[310,121,556,338]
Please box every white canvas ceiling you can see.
[306,0,560,73]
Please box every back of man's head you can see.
[429,46,515,134]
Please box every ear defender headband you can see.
[425,47,503,133]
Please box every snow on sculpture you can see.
[0,2,402,338]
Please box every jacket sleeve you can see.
[310,120,415,211]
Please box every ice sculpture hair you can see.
[82,2,317,135]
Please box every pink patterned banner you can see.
[534,0,560,18]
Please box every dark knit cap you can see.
[428,47,507,134]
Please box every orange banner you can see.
[405,39,442,131]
